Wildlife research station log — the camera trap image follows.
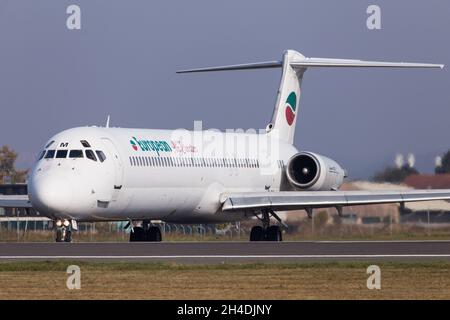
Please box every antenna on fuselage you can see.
[105,115,110,128]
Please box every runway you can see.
[1,240,450,263]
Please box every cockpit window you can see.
[96,150,106,162]
[80,140,91,148]
[56,150,68,158]
[44,150,55,159]
[69,150,83,158]
[45,141,55,148]
[85,149,97,161]
[37,150,46,160]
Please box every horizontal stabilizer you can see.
[290,57,444,69]
[176,61,282,73]
[177,56,444,73]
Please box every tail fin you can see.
[269,50,305,144]
[177,50,443,144]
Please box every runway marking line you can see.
[1,254,450,259]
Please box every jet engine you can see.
[286,152,346,191]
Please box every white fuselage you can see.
[28,126,298,223]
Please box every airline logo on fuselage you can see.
[285,91,297,126]
[130,136,172,156]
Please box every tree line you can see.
[0,145,28,184]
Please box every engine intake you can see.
[286,152,345,191]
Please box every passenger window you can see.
[95,150,106,162]
[37,150,46,160]
[80,140,91,148]
[85,150,97,161]
[69,150,83,158]
[56,150,68,158]
[45,150,56,159]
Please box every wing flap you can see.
[222,190,450,212]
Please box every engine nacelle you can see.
[286,152,346,191]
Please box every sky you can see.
[0,0,448,179]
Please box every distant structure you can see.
[435,156,443,168]
[0,184,37,217]
[395,153,404,169]
[404,174,450,189]
[407,153,415,168]
[402,174,450,223]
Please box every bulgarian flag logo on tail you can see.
[285,91,297,126]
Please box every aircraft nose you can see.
[29,173,73,214]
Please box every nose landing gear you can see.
[249,209,284,242]
[54,219,73,242]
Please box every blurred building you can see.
[282,178,450,225]
[402,174,450,224]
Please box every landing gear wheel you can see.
[266,225,282,242]
[146,226,162,242]
[130,226,146,242]
[55,220,73,242]
[56,229,64,242]
[250,226,265,241]
[64,230,72,242]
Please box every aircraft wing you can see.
[0,195,32,208]
[221,189,450,212]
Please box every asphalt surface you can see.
[1,241,450,263]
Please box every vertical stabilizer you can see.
[268,50,306,144]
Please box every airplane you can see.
[1,49,449,242]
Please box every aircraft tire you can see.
[130,227,146,242]
[146,226,162,242]
[250,226,265,241]
[266,225,282,242]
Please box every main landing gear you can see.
[250,209,284,242]
[128,220,162,242]
[54,219,73,242]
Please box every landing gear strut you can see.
[250,209,283,242]
[55,219,72,242]
[129,220,162,242]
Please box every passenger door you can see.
[101,138,124,201]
